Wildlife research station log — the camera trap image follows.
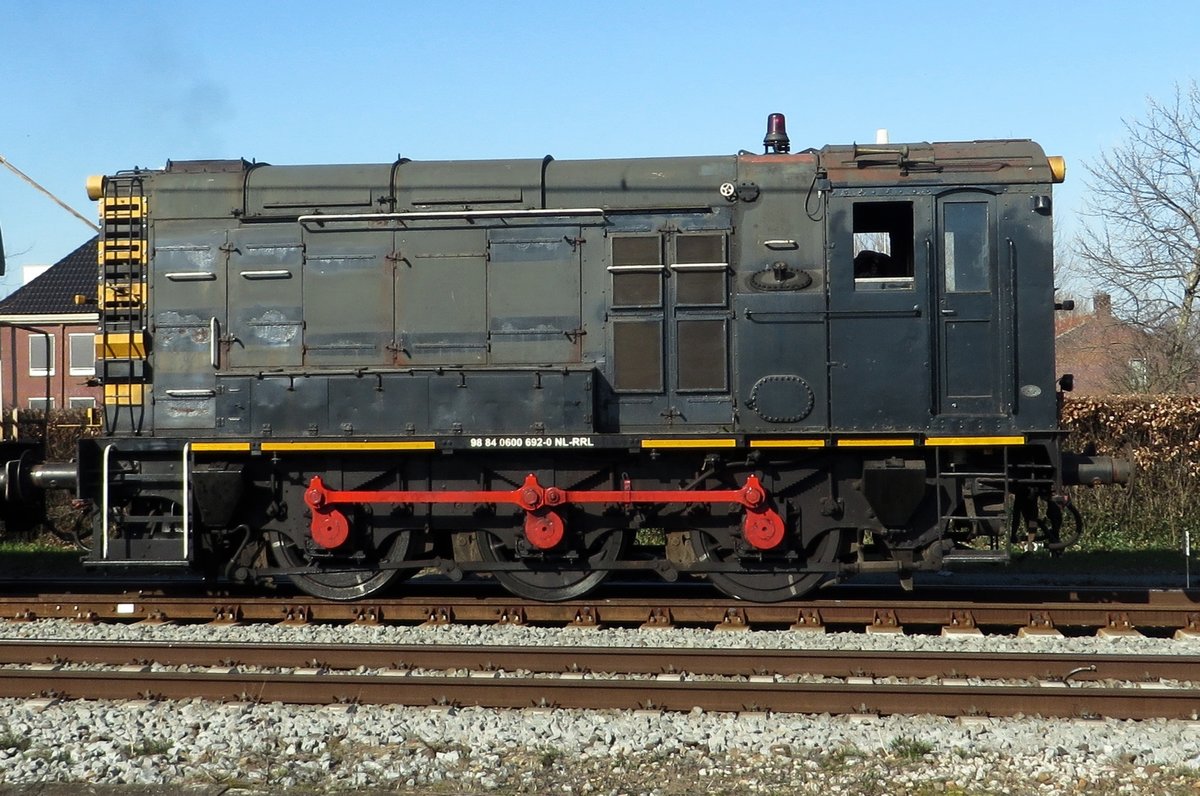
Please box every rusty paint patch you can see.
[738,153,818,165]
[162,398,211,417]
[157,312,210,347]
[249,309,299,344]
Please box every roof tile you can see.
[0,236,98,316]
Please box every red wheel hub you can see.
[743,508,785,550]
[524,509,565,550]
[311,507,350,550]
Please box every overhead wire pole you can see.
[0,154,100,429]
[0,154,99,233]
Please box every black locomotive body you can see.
[20,117,1125,601]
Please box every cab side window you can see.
[852,202,914,291]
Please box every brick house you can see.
[0,237,101,411]
[1054,293,1164,395]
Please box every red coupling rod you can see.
[302,472,785,552]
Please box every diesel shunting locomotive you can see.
[0,115,1128,601]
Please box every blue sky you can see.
[1,1,1196,296]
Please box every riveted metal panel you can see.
[820,140,1054,189]
[426,370,592,435]
[544,156,735,210]
[154,373,218,430]
[731,153,828,433]
[226,226,303,369]
[151,165,246,220]
[214,376,252,436]
[487,227,582,365]
[327,373,432,436]
[244,164,391,218]
[394,228,487,365]
[302,230,393,366]
[249,375,329,437]
[394,159,541,210]
[150,221,226,432]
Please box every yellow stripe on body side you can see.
[750,439,827,448]
[260,441,437,452]
[640,439,737,449]
[835,438,917,448]
[925,436,1026,447]
[191,442,252,452]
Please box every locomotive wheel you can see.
[268,529,415,602]
[691,526,846,602]
[474,527,628,602]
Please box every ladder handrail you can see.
[100,443,117,560]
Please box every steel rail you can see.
[0,667,1196,719]
[1,591,1198,633]
[0,640,1198,682]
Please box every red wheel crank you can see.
[304,483,350,550]
[310,508,350,549]
[742,508,785,550]
[523,509,565,550]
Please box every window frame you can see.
[851,201,916,292]
[69,332,96,377]
[941,201,992,294]
[28,333,55,377]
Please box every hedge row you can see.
[1061,396,1200,551]
[1061,395,1200,474]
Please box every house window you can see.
[27,397,54,412]
[29,334,55,377]
[69,333,96,376]
[68,397,96,409]
[1129,359,1149,391]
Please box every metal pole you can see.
[0,154,100,233]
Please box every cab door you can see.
[935,193,1004,417]
[826,193,933,431]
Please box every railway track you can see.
[2,638,1199,680]
[1,588,1198,636]
[0,639,1196,719]
[3,587,1197,719]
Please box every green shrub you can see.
[1062,396,1200,551]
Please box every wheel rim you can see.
[692,526,846,602]
[475,527,627,602]
[269,529,413,601]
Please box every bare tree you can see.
[1076,81,1200,392]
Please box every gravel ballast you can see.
[2,699,1200,794]
[0,620,1198,793]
